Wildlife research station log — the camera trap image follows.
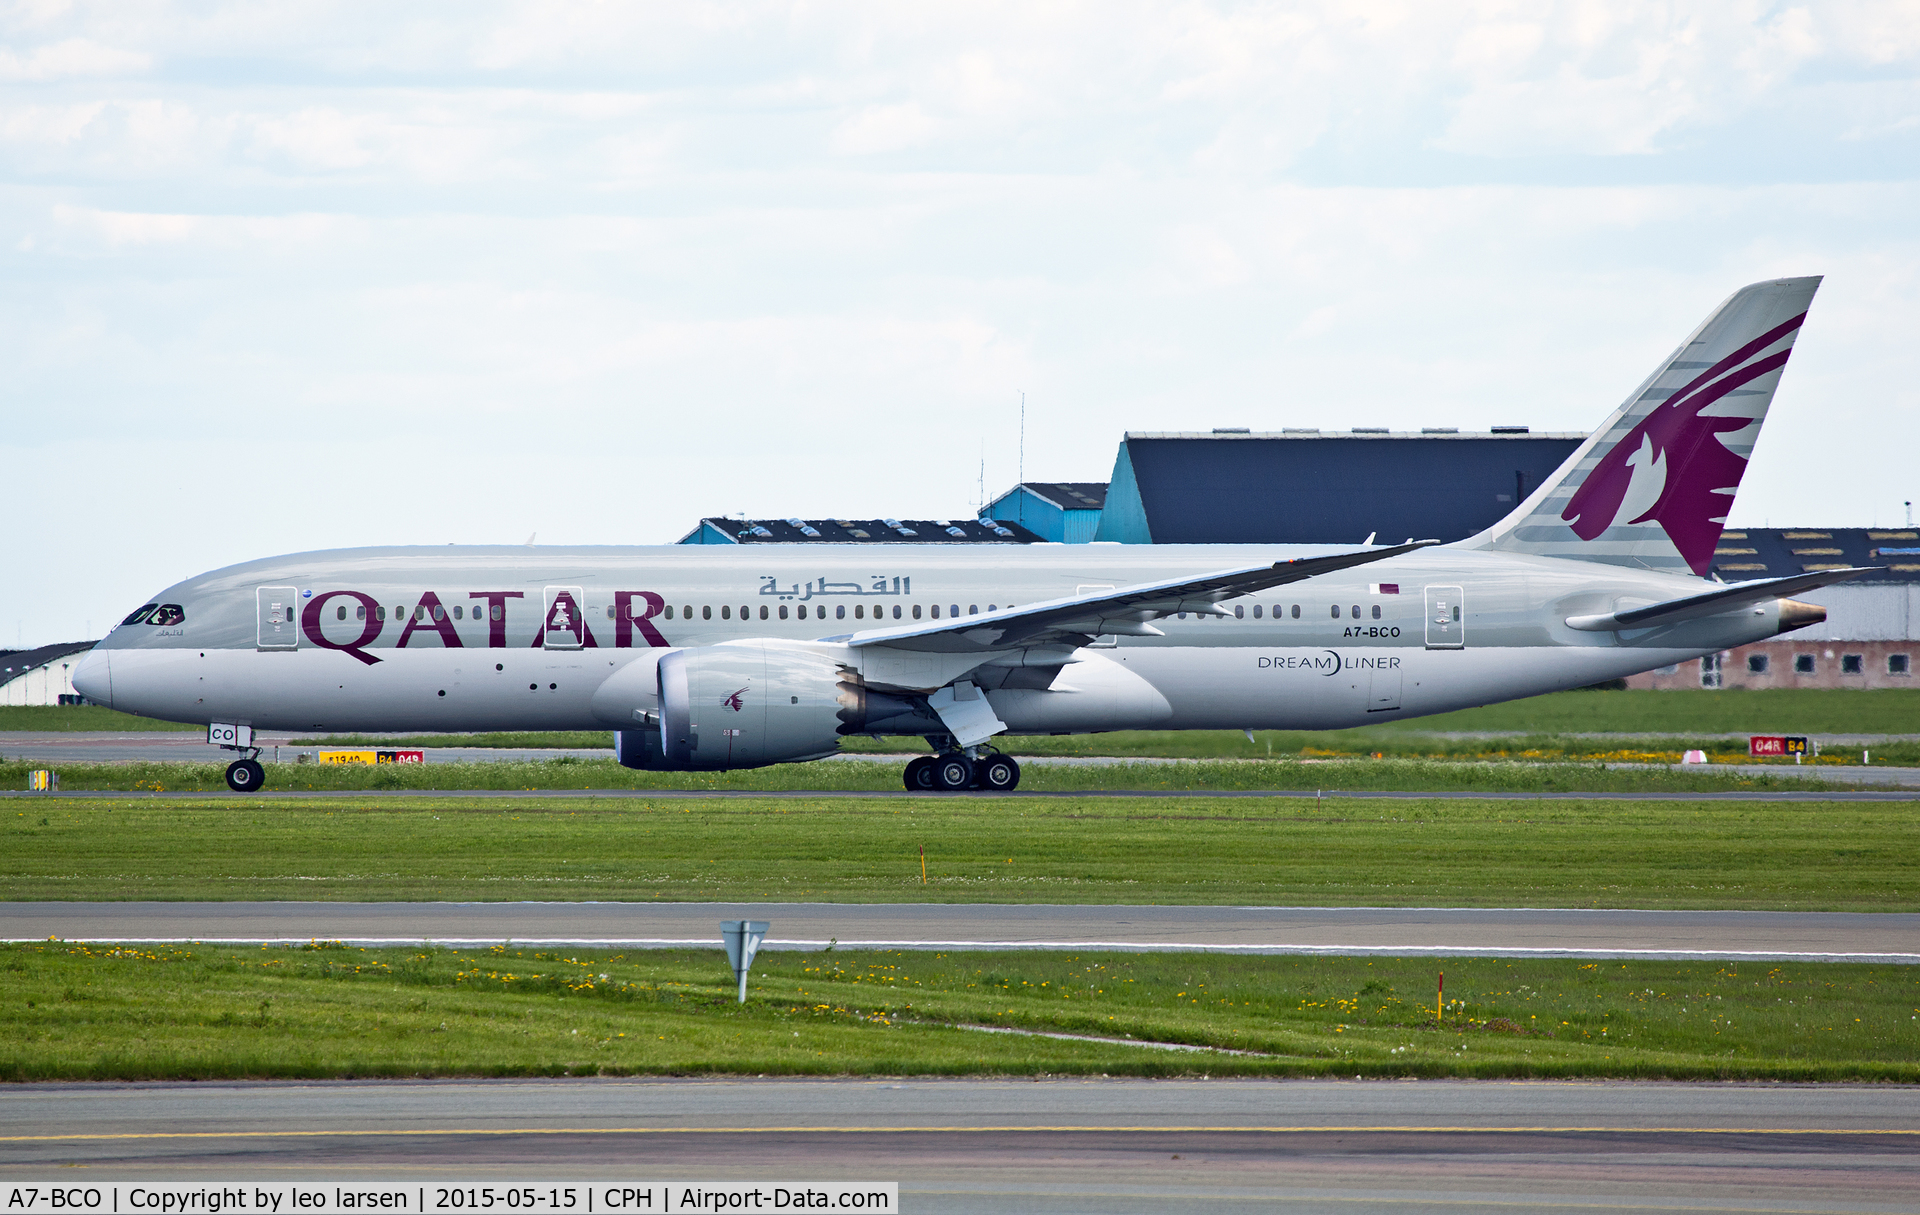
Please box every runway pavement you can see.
[4,1078,1918,1213]
[8,901,1916,962]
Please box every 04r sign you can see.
[1749,735,1809,757]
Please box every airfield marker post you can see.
[920,845,927,885]
[720,920,769,1004]
[1437,972,1443,1026]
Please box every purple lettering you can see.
[532,591,598,648]
[300,591,383,666]
[468,591,525,648]
[613,591,669,648]
[396,591,464,649]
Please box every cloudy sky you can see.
[4,0,1918,646]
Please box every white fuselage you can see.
[75,541,1796,744]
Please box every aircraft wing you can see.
[841,540,1439,654]
[1564,567,1878,633]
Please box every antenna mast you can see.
[1019,392,1025,486]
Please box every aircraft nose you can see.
[71,649,111,708]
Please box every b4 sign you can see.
[1749,735,1809,757]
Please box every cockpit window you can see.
[122,605,158,626]
[149,604,185,626]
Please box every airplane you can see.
[74,275,1869,793]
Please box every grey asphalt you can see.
[5,1079,1918,1213]
[9,902,1916,963]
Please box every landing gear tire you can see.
[977,755,1021,791]
[903,755,939,792]
[931,754,975,791]
[225,759,266,793]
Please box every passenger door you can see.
[1424,585,1464,649]
[543,586,587,650]
[257,586,299,650]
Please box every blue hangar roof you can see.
[1095,428,1587,545]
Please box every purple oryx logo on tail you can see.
[722,686,748,712]
[1562,311,1805,575]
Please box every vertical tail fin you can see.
[1467,276,1821,575]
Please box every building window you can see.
[1794,654,1814,674]
[1700,654,1722,688]
[1890,654,1910,675]
[1747,653,1769,674]
[1842,654,1864,675]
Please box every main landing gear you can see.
[904,750,1021,792]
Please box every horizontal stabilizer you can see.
[844,540,1440,654]
[1564,567,1876,633]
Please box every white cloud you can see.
[0,37,148,81]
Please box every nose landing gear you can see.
[225,758,266,792]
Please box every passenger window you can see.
[1330,605,1339,618]
[893,605,902,619]
[605,606,615,619]
[356,606,365,621]
[1234,604,1244,619]
[1177,612,1188,620]
[684,605,692,619]
[491,605,503,622]
[664,605,674,620]
[779,605,788,620]
[1350,605,1360,618]
[837,605,846,620]
[931,604,940,619]
[433,606,445,622]
[855,605,864,619]
[760,605,769,620]
[376,606,387,621]
[1252,605,1262,618]
[1371,605,1381,619]
[912,604,922,620]
[1291,604,1300,619]
[722,605,731,620]
[337,606,347,621]
[740,605,748,619]
[951,604,960,616]
[702,605,711,620]
[989,604,997,612]
[969,605,978,615]
[122,605,158,626]
[454,606,464,619]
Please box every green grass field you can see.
[5,794,1914,909]
[4,941,1912,1081]
[6,688,1918,744]
[0,753,1856,796]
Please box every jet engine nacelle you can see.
[612,640,862,771]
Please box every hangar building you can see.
[0,641,97,706]
[1089,428,1586,544]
